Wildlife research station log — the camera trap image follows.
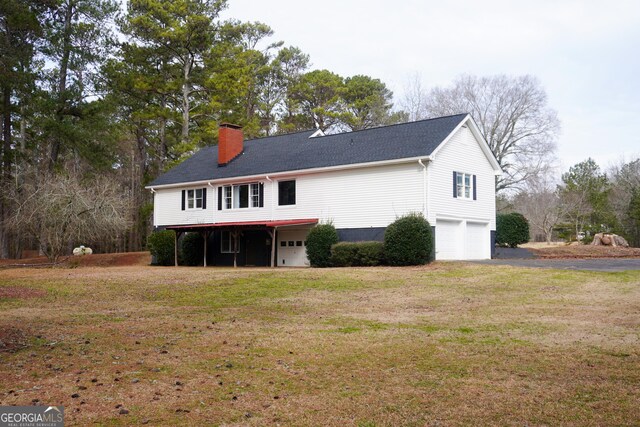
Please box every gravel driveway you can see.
[474,258,640,272]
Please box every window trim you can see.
[220,230,238,253]
[221,182,263,210]
[186,188,204,210]
[455,172,474,200]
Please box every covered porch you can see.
[166,219,318,268]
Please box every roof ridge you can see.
[242,113,468,143]
[306,113,469,140]
[244,128,315,143]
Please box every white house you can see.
[146,114,502,267]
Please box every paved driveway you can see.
[474,258,640,272]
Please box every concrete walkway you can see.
[474,258,640,272]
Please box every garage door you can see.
[465,222,489,260]
[435,220,463,260]
[277,229,310,267]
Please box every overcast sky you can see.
[222,0,640,173]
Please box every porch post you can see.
[203,230,208,267]
[232,229,238,268]
[269,228,277,268]
[174,231,180,267]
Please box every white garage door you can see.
[277,229,310,267]
[465,222,489,260]
[436,220,463,260]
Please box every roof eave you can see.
[145,154,435,190]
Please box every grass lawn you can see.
[0,263,638,426]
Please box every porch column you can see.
[203,230,208,267]
[269,228,277,268]
[174,231,181,267]
[232,229,238,268]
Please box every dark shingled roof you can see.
[149,113,468,187]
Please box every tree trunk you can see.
[49,0,74,171]
[181,59,191,144]
[159,96,167,171]
[0,84,12,258]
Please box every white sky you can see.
[222,0,640,174]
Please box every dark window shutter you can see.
[217,187,222,210]
[259,182,264,207]
[473,175,477,200]
[202,187,207,209]
[452,171,457,198]
[181,190,186,210]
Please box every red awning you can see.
[166,218,318,230]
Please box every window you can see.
[221,182,262,209]
[251,183,260,208]
[220,231,237,253]
[185,188,204,209]
[224,186,232,209]
[278,180,296,206]
[454,172,476,200]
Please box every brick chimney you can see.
[218,123,243,166]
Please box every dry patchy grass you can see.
[0,263,639,426]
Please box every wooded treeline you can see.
[6,0,623,259]
[0,0,405,258]
[507,157,640,247]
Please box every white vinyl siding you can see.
[154,187,213,226]
[154,163,424,228]
[428,126,496,229]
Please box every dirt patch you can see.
[0,287,47,299]
[65,252,151,267]
[0,252,151,268]
[531,245,640,259]
[0,327,29,353]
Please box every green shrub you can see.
[496,213,530,248]
[181,232,204,266]
[384,213,433,266]
[330,241,384,267]
[306,223,339,267]
[148,230,175,266]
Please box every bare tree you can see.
[514,177,566,244]
[399,73,430,122]
[5,170,132,262]
[420,74,560,192]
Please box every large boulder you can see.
[73,245,93,256]
[591,233,629,247]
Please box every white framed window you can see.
[250,183,260,207]
[224,186,232,209]
[456,172,473,200]
[187,188,204,209]
[220,230,238,253]
[221,182,262,210]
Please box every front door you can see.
[244,230,270,266]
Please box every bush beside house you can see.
[496,213,530,248]
[330,241,384,267]
[384,213,433,266]
[305,223,339,267]
[148,230,175,266]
